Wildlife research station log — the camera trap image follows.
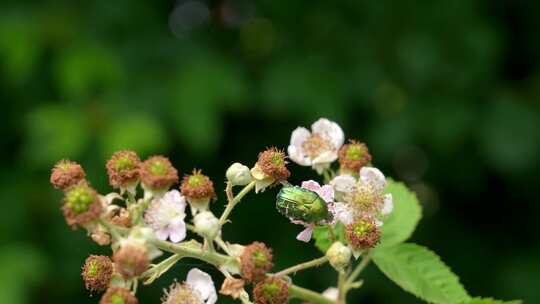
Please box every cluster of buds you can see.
[50,117,397,304]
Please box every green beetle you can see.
[276,185,333,223]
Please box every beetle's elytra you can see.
[276,185,332,223]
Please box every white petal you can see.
[155,228,170,241]
[296,225,314,242]
[359,167,386,191]
[311,118,344,149]
[330,174,356,194]
[162,190,187,210]
[290,127,311,147]
[312,150,338,165]
[351,247,362,259]
[322,288,339,300]
[382,193,393,215]
[287,145,312,166]
[186,268,217,304]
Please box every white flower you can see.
[359,167,386,191]
[288,118,344,174]
[186,268,218,304]
[294,180,334,242]
[144,190,187,243]
[163,268,217,304]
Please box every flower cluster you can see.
[49,118,396,304]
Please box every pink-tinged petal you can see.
[301,180,321,192]
[359,167,386,191]
[155,228,170,241]
[318,185,335,203]
[290,127,311,147]
[311,118,344,149]
[333,202,354,225]
[169,220,186,243]
[296,225,314,242]
[312,150,338,165]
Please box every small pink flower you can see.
[144,190,187,243]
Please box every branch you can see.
[274,256,328,277]
[289,284,335,304]
[219,181,255,226]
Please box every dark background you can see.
[0,0,539,303]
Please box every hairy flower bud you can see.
[106,150,141,191]
[113,243,150,279]
[82,255,113,292]
[326,241,352,271]
[63,181,102,227]
[253,277,289,304]
[100,287,138,304]
[338,140,371,173]
[180,169,216,215]
[251,148,290,193]
[240,242,273,283]
[140,155,179,192]
[50,159,86,190]
[346,218,380,251]
[193,211,220,239]
[226,163,252,186]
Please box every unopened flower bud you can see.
[180,169,216,215]
[193,211,220,239]
[338,140,371,173]
[100,287,138,304]
[346,218,380,251]
[251,148,290,193]
[63,181,102,228]
[226,163,252,186]
[253,277,289,304]
[140,155,178,193]
[239,242,273,283]
[106,150,141,191]
[326,241,351,271]
[50,159,86,190]
[113,243,150,279]
[81,255,113,292]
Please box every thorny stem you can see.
[289,284,334,304]
[141,253,183,284]
[219,181,256,226]
[274,256,329,277]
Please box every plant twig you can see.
[219,181,255,226]
[288,284,334,304]
[274,256,329,277]
[345,252,371,287]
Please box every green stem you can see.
[288,284,334,304]
[338,272,347,304]
[141,253,183,284]
[152,239,233,266]
[219,181,255,226]
[274,256,328,277]
[345,252,371,287]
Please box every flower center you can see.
[188,174,205,187]
[110,293,125,304]
[149,161,168,176]
[302,133,333,159]
[86,260,99,278]
[115,156,135,171]
[352,220,373,237]
[350,185,378,209]
[253,250,268,268]
[165,284,201,304]
[66,186,95,214]
[262,282,280,301]
[346,144,364,161]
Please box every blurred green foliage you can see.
[1,0,539,303]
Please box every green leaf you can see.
[379,179,422,248]
[372,243,470,304]
[460,298,522,304]
[313,224,346,253]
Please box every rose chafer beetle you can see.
[276,185,333,223]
